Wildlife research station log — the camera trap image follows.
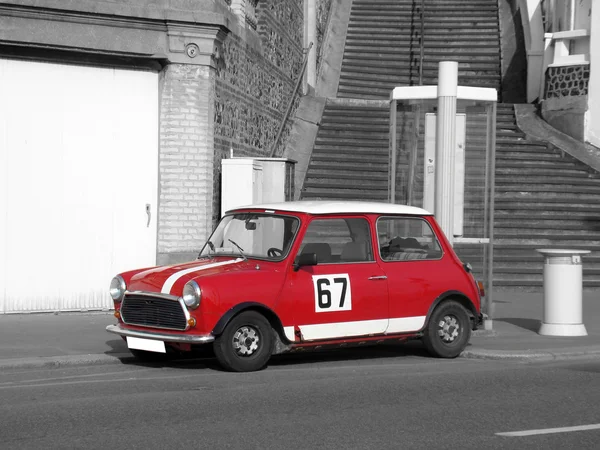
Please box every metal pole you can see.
[390,99,398,203]
[419,0,425,86]
[485,101,497,324]
[407,104,421,206]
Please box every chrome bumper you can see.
[106,324,215,344]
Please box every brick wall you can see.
[158,63,217,264]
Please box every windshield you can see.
[200,213,300,260]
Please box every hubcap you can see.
[232,325,260,356]
[437,315,460,343]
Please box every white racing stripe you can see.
[161,258,243,294]
[496,424,600,437]
[298,316,426,341]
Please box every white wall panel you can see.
[0,59,158,313]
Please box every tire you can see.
[213,311,274,372]
[423,300,472,358]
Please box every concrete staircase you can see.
[299,0,600,289]
[489,105,600,288]
[339,0,501,98]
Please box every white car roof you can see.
[227,200,432,216]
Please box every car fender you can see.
[423,290,478,330]
[212,302,288,343]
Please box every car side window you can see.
[377,217,443,261]
[299,218,374,264]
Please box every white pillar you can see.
[434,61,458,243]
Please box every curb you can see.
[0,352,132,370]
[4,346,600,369]
[472,329,498,338]
[461,347,600,362]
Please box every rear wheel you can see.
[423,300,471,358]
[213,311,274,372]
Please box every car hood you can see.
[127,257,245,296]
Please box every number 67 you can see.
[314,275,350,311]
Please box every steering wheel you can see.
[267,247,283,258]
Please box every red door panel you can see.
[284,261,389,341]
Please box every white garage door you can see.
[0,59,159,313]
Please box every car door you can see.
[282,215,389,342]
[376,215,446,333]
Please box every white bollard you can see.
[536,249,590,336]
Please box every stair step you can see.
[307,163,388,173]
[303,180,389,191]
[301,190,388,201]
[310,154,389,164]
[495,184,600,193]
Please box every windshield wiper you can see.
[197,240,215,259]
[228,239,247,261]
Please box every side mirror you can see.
[293,252,318,271]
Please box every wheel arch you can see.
[212,302,289,344]
[424,291,478,330]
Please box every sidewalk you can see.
[466,290,600,361]
[0,290,598,370]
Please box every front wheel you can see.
[423,300,472,358]
[213,311,274,372]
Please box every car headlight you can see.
[182,281,201,310]
[109,275,126,302]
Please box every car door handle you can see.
[368,275,387,281]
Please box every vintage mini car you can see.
[106,200,484,372]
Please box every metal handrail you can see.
[269,41,313,158]
[418,0,424,85]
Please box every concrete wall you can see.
[586,1,600,147]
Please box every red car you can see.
[106,201,483,372]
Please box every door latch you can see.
[145,204,151,227]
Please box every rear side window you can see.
[299,218,374,264]
[377,217,442,261]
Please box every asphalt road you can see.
[1,347,600,449]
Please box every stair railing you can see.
[418,0,424,86]
[269,41,313,158]
[406,0,425,205]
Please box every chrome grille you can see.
[121,294,187,331]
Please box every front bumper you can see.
[473,313,486,330]
[106,323,215,344]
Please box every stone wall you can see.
[316,0,333,74]
[212,0,304,224]
[541,64,590,142]
[545,64,590,98]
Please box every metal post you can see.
[419,0,425,86]
[434,61,458,243]
[407,104,421,206]
[485,101,497,325]
[390,99,398,203]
